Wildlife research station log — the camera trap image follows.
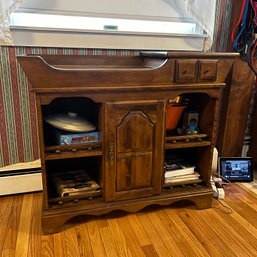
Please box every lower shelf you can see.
[48,190,103,206]
[163,179,203,187]
[42,185,213,234]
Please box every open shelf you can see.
[163,179,203,187]
[165,134,211,149]
[165,92,216,149]
[48,190,103,208]
[45,156,103,206]
[162,182,208,194]
[44,142,102,160]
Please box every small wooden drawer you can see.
[175,60,197,82]
[198,60,218,81]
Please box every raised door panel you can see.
[116,152,152,191]
[104,100,165,202]
[117,111,153,152]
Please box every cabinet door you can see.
[104,100,166,201]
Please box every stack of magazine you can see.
[164,157,200,186]
[50,169,101,197]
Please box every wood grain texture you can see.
[17,53,252,234]
[1,183,257,257]
[216,57,254,156]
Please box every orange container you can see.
[166,105,186,130]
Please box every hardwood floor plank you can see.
[146,210,185,257]
[127,214,152,246]
[117,215,147,257]
[27,193,42,257]
[136,212,174,257]
[237,183,257,198]
[14,194,33,257]
[177,207,239,257]
[1,183,257,257]
[75,224,94,257]
[107,217,133,257]
[188,206,254,257]
[224,187,257,228]
[141,244,160,257]
[230,186,257,212]
[99,226,121,257]
[206,208,257,256]
[60,227,80,257]
[212,199,257,247]
[1,248,16,257]
[96,216,109,229]
[0,195,23,256]
[163,208,211,257]
[42,235,54,257]
[176,209,225,257]
[86,220,107,257]
[53,233,65,257]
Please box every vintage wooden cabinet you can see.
[17,52,244,234]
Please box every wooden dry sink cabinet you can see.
[18,52,242,234]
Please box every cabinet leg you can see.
[192,196,213,210]
[42,215,71,234]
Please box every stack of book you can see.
[164,158,200,186]
[50,169,101,197]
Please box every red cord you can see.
[250,0,257,25]
[231,0,247,43]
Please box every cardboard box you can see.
[55,130,99,145]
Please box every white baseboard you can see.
[0,160,42,196]
[0,173,43,196]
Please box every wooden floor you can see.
[1,183,257,257]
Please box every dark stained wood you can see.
[216,57,254,156]
[104,100,165,202]
[17,53,237,89]
[16,52,252,234]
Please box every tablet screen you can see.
[219,157,253,182]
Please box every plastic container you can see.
[166,105,186,130]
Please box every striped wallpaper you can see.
[0,46,138,167]
[211,0,233,52]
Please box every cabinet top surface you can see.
[16,51,239,92]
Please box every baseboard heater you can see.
[0,162,42,196]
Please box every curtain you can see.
[2,0,217,50]
[1,0,216,50]
[185,0,216,51]
[0,0,21,45]
[168,0,217,51]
